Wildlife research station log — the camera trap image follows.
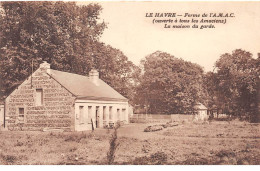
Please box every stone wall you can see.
[5,67,75,131]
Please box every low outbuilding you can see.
[193,103,208,121]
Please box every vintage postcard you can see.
[0,0,259,166]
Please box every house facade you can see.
[4,61,129,131]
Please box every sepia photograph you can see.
[0,0,259,166]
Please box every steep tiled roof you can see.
[47,69,127,102]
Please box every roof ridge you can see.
[49,69,89,78]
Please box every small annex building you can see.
[4,61,129,131]
[193,103,208,121]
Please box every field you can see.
[0,116,259,165]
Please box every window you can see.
[103,106,106,120]
[122,109,126,120]
[109,106,112,120]
[96,106,99,128]
[36,89,43,106]
[79,106,84,124]
[117,109,120,121]
[18,108,24,121]
[88,106,92,122]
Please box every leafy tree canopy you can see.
[213,49,259,120]
[136,51,204,114]
[0,1,138,102]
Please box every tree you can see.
[136,51,204,114]
[202,72,221,106]
[89,43,141,103]
[214,49,259,121]
[0,1,138,102]
[0,1,106,97]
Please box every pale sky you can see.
[79,1,260,72]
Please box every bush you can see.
[144,125,163,132]
[130,152,168,165]
[64,133,87,143]
[162,122,178,128]
[144,121,178,132]
[0,154,17,165]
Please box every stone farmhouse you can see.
[4,61,129,131]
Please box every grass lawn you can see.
[0,119,259,165]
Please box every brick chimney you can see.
[40,61,50,69]
[89,69,99,86]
